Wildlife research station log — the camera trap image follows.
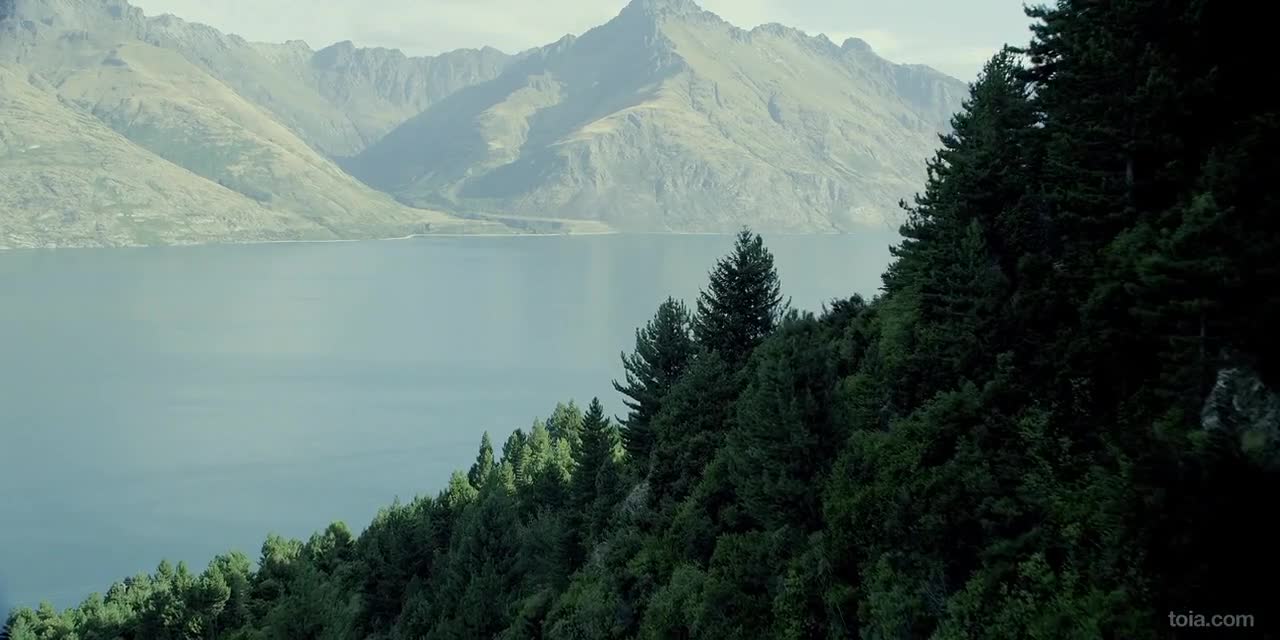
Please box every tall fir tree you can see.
[546,401,584,453]
[881,49,1034,408]
[468,432,496,490]
[568,398,619,562]
[613,297,696,468]
[693,228,787,367]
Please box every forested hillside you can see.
[6,0,1278,637]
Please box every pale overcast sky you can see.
[129,0,1032,80]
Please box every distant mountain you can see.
[0,62,295,248]
[0,0,511,248]
[269,40,513,157]
[0,0,968,246]
[139,20,514,157]
[348,0,968,232]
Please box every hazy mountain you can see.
[349,0,968,232]
[1,0,967,245]
[0,0,511,248]
[0,64,299,249]
[264,40,513,156]
[139,20,513,157]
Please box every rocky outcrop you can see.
[1202,365,1280,469]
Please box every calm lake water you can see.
[0,232,896,609]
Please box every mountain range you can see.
[0,0,968,247]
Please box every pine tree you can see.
[572,399,613,496]
[723,313,841,532]
[885,48,1040,296]
[693,228,787,367]
[444,471,478,510]
[569,398,617,561]
[880,49,1032,407]
[647,351,740,512]
[613,297,696,468]
[546,401,584,450]
[518,420,553,487]
[589,431,625,541]
[468,432,496,490]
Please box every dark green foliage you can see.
[721,312,845,532]
[613,298,696,468]
[569,398,624,564]
[692,228,787,367]
[645,352,739,514]
[469,431,496,489]
[546,401,585,452]
[13,2,1278,638]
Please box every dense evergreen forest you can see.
[6,0,1278,637]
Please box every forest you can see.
[5,0,1278,637]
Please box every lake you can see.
[0,232,897,609]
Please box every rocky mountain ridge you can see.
[0,0,513,248]
[1,0,968,245]
[349,0,968,231]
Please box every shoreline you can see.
[0,227,897,253]
[0,229,621,252]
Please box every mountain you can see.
[348,0,968,232]
[0,64,299,248]
[1,0,966,245]
[0,0,512,248]
[262,40,514,157]
[138,19,514,157]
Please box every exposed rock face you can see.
[305,42,512,153]
[349,0,967,232]
[1202,365,1280,469]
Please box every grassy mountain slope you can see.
[0,0,512,246]
[136,15,372,158]
[350,0,967,232]
[0,65,306,248]
[53,40,465,232]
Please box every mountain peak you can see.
[841,37,874,55]
[622,0,706,18]
[3,0,145,36]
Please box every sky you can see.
[129,0,1034,80]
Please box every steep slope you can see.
[135,15,369,158]
[1,0,513,158]
[0,65,307,248]
[140,17,514,157]
[0,0,512,246]
[267,40,513,156]
[350,0,967,232]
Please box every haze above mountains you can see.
[0,0,968,248]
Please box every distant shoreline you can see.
[0,227,899,252]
